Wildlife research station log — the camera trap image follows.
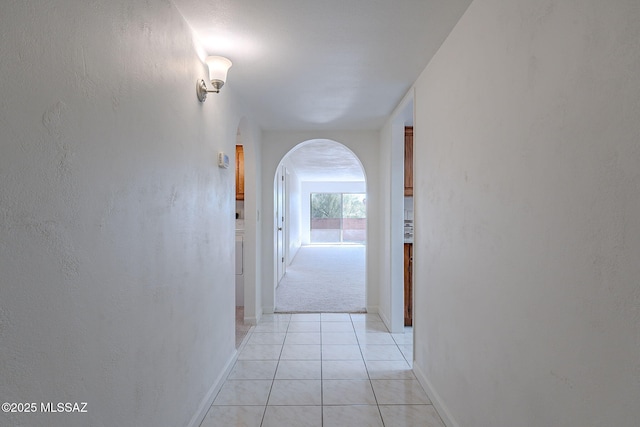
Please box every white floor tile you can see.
[321,332,359,345]
[355,332,396,345]
[353,320,389,332]
[379,405,445,427]
[275,360,322,379]
[323,405,383,427]
[285,332,322,345]
[260,313,291,323]
[290,313,321,322]
[323,380,377,405]
[322,344,363,360]
[371,380,431,405]
[238,344,283,360]
[228,360,278,380]
[253,322,290,333]
[322,360,369,379]
[212,313,435,427]
[391,332,414,345]
[321,322,355,332]
[262,405,322,427]
[246,332,286,345]
[280,344,321,360]
[365,360,415,380]
[287,321,321,332]
[361,344,405,361]
[321,313,352,322]
[399,345,413,362]
[268,379,322,406]
[350,313,382,322]
[200,405,265,427]
[212,380,272,406]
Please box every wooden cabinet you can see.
[235,145,244,201]
[404,127,413,197]
[404,243,413,326]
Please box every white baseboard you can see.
[263,306,274,314]
[377,308,391,330]
[366,305,379,314]
[244,307,263,325]
[412,363,460,427]
[187,349,239,427]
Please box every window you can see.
[310,193,366,244]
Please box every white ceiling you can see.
[286,140,365,182]
[174,0,472,131]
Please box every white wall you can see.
[260,131,380,314]
[411,0,640,426]
[379,94,414,333]
[237,118,263,325]
[0,1,260,426]
[281,159,302,263]
[300,181,366,245]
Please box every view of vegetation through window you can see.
[310,193,366,243]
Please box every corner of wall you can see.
[412,363,460,427]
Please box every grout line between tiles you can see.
[352,314,386,427]
[259,318,289,427]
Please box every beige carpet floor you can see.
[275,244,366,313]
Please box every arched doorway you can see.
[272,139,368,312]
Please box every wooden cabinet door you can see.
[236,145,244,200]
[404,243,413,326]
[404,127,413,197]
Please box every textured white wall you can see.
[260,131,380,313]
[411,0,640,426]
[0,1,258,426]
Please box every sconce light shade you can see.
[197,55,233,102]
[206,56,232,87]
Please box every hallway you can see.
[201,313,440,427]
[3,1,639,426]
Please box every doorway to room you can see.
[273,139,367,313]
[234,119,259,348]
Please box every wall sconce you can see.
[197,56,233,102]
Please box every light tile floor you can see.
[201,313,446,427]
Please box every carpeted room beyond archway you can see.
[275,245,366,313]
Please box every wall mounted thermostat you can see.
[218,152,230,169]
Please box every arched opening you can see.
[272,139,368,312]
